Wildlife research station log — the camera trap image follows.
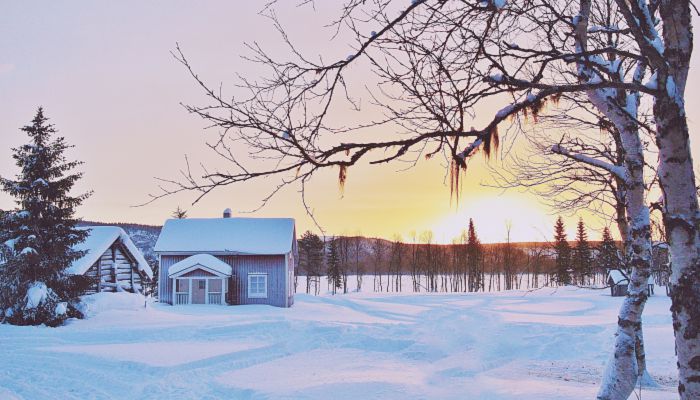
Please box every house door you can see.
[192,279,206,304]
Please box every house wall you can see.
[287,252,295,307]
[84,243,143,294]
[229,255,287,307]
[159,253,290,307]
[159,254,190,303]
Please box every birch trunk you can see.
[654,2,699,398]
[657,105,700,398]
[573,2,655,398]
[594,117,653,400]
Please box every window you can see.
[248,274,268,298]
[176,279,189,293]
[209,279,222,293]
[198,280,205,290]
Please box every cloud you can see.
[0,63,16,74]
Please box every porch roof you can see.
[168,254,232,278]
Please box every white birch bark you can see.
[653,2,699,398]
[572,2,655,398]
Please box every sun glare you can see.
[429,195,550,244]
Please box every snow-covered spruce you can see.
[0,108,91,327]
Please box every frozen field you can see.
[0,287,677,399]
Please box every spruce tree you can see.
[572,218,592,285]
[466,218,483,292]
[553,217,571,285]
[596,227,621,276]
[0,108,90,326]
[326,237,342,295]
[171,206,188,219]
[298,231,325,294]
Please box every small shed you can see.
[68,226,153,294]
[608,269,629,297]
[607,269,654,297]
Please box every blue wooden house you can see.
[154,211,296,307]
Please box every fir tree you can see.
[596,227,621,275]
[0,108,91,326]
[298,231,325,294]
[553,217,571,285]
[466,218,483,292]
[171,206,188,219]
[572,218,592,285]
[326,237,342,295]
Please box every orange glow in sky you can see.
[1,2,697,244]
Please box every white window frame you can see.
[248,273,268,299]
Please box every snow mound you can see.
[25,282,48,309]
[217,348,425,393]
[47,340,269,367]
[55,302,67,317]
[79,292,147,318]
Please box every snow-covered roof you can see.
[68,226,153,279]
[154,218,296,255]
[168,254,232,277]
[607,269,629,285]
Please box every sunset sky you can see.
[1,1,698,243]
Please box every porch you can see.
[173,277,226,305]
[167,254,233,305]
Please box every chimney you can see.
[223,208,232,218]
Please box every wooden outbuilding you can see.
[68,226,153,294]
[607,269,654,297]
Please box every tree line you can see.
[295,216,663,295]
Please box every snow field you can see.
[0,286,677,399]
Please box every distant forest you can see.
[79,219,670,296]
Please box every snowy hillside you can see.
[0,287,676,399]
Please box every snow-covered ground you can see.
[0,288,677,399]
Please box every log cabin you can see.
[67,226,153,294]
[154,211,297,307]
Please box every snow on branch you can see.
[551,144,628,182]
[457,137,483,160]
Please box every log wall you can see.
[83,242,144,294]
